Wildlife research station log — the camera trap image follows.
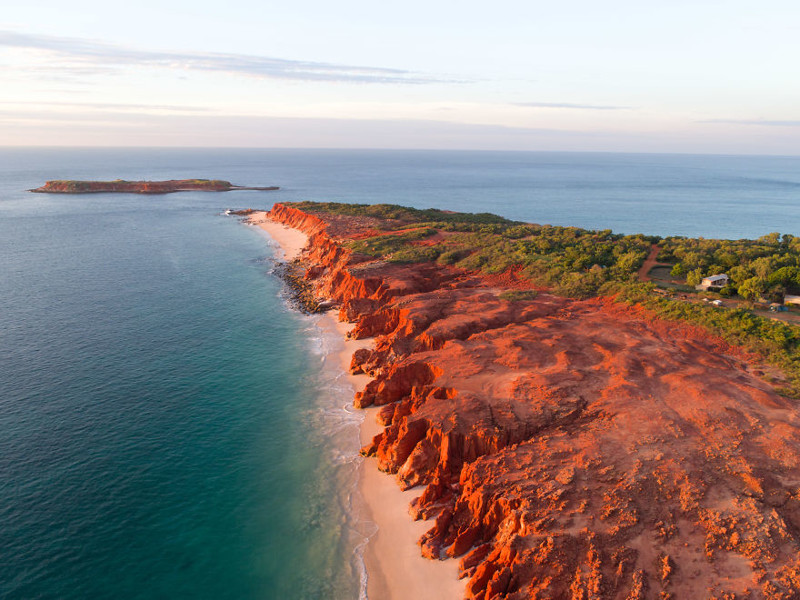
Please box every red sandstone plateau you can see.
[30,179,279,194]
[267,203,800,599]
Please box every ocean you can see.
[1,148,800,599]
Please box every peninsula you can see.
[30,179,279,194]
[257,202,800,599]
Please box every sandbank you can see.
[249,211,463,600]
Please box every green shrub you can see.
[388,246,442,263]
[437,249,469,265]
[499,290,539,301]
[347,228,437,257]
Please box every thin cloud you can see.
[514,101,633,110]
[0,30,444,84]
[701,119,800,127]
[0,109,609,136]
[0,100,210,112]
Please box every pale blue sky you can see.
[1,0,799,152]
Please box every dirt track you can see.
[638,244,665,282]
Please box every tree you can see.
[751,256,776,280]
[728,265,753,286]
[767,284,787,304]
[686,268,705,287]
[671,263,686,277]
[612,250,645,279]
[738,277,766,301]
[768,266,800,288]
[758,232,781,245]
[714,250,739,269]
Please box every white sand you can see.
[247,212,308,261]
[250,211,464,600]
[324,316,464,600]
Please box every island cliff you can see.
[30,179,279,194]
[266,202,800,599]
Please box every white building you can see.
[697,274,729,290]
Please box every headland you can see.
[251,202,800,599]
[30,179,279,194]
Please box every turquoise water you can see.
[0,158,364,599]
[1,148,800,599]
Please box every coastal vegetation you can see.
[290,201,800,396]
[498,289,539,301]
[660,233,800,301]
[30,179,279,194]
[292,201,654,297]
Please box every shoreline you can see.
[247,213,464,599]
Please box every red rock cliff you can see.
[268,203,800,599]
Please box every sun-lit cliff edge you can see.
[268,201,800,599]
[30,179,279,194]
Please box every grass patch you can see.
[499,290,539,301]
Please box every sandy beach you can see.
[249,212,464,600]
[247,212,308,261]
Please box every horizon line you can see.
[1,145,798,159]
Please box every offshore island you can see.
[30,179,279,194]
[254,201,800,599]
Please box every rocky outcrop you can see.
[268,203,800,599]
[30,179,279,194]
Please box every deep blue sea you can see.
[2,148,800,599]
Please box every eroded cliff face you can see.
[268,203,800,599]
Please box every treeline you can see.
[296,202,654,298]
[661,233,800,301]
[289,201,511,226]
[435,227,652,298]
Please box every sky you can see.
[1,0,799,153]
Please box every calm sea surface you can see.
[1,148,800,599]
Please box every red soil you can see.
[270,203,800,599]
[638,245,662,282]
[637,245,675,283]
